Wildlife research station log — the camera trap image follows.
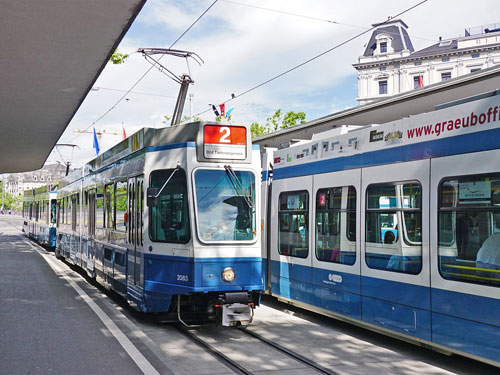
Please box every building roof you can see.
[363,19,414,57]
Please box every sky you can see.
[48,0,500,167]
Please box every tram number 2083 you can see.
[177,274,189,282]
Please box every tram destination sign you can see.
[203,125,247,160]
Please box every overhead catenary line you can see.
[222,0,435,43]
[92,87,178,99]
[67,0,219,144]
[189,0,429,120]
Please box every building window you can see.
[472,53,480,58]
[414,61,422,66]
[380,67,387,71]
[380,42,387,53]
[413,76,421,89]
[441,72,452,81]
[470,67,481,73]
[442,57,450,62]
[379,80,388,95]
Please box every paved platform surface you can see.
[1,215,497,374]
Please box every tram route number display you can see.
[204,125,247,160]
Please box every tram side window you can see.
[115,181,127,232]
[150,169,190,243]
[365,182,422,274]
[278,191,309,258]
[96,187,104,229]
[51,200,57,224]
[83,192,88,228]
[105,184,114,229]
[67,197,72,226]
[75,194,80,228]
[316,186,356,265]
[438,173,500,287]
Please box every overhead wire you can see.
[188,0,429,120]
[67,0,219,144]
[221,0,436,43]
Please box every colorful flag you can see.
[211,104,220,116]
[225,107,235,118]
[219,104,225,117]
[93,127,100,156]
[418,75,424,88]
[122,125,127,140]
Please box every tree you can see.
[0,182,18,210]
[109,49,129,64]
[250,109,306,138]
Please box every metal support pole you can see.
[171,75,192,126]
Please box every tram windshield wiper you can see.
[146,165,180,207]
[224,165,254,209]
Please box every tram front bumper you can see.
[217,292,255,327]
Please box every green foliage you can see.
[250,109,306,138]
[109,50,129,64]
[0,182,20,210]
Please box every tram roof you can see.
[253,65,500,148]
[0,0,146,173]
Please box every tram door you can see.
[127,176,144,288]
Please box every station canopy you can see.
[0,0,146,173]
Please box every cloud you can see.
[56,0,500,167]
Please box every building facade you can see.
[354,20,500,105]
[2,163,69,197]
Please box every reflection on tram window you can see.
[150,169,190,243]
[195,169,256,242]
[315,186,356,265]
[96,187,104,229]
[278,191,308,258]
[438,173,500,287]
[365,182,422,274]
[115,181,127,232]
[105,184,114,229]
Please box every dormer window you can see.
[380,42,387,53]
[374,34,393,56]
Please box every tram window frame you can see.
[105,183,114,229]
[115,181,127,233]
[83,191,88,229]
[149,168,191,244]
[438,173,500,288]
[315,186,356,265]
[278,190,309,259]
[194,168,257,244]
[67,196,72,226]
[365,181,422,275]
[75,193,80,228]
[71,194,77,231]
[96,186,104,229]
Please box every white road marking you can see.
[25,241,160,375]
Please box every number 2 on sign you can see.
[219,126,230,143]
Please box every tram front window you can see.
[195,169,256,242]
[150,169,190,243]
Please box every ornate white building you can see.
[354,19,500,105]
[2,163,68,196]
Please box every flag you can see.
[418,75,424,88]
[219,104,225,117]
[122,125,127,140]
[93,127,100,156]
[225,106,235,118]
[211,104,220,116]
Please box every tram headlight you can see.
[221,267,235,283]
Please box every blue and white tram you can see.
[262,93,500,365]
[56,121,264,326]
[23,184,58,248]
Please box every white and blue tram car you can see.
[55,121,263,326]
[262,93,500,365]
[23,184,58,248]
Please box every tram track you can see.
[176,324,338,375]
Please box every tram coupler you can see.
[215,292,255,327]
